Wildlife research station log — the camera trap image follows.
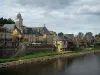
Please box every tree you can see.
[95,33,100,38]
[3,18,7,24]
[0,17,15,24]
[53,31,57,36]
[85,32,93,37]
[78,32,84,37]
[0,17,4,24]
[58,32,64,37]
[95,33,100,43]
[7,18,15,24]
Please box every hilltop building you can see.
[2,13,54,45]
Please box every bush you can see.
[94,43,100,48]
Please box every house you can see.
[53,36,67,52]
[0,26,12,46]
[0,27,12,41]
[64,34,74,41]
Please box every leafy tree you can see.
[95,33,100,38]
[7,18,15,24]
[0,17,4,24]
[3,18,8,24]
[53,31,57,36]
[58,32,64,37]
[85,32,93,37]
[78,32,84,37]
[0,17,15,25]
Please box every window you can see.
[64,41,66,44]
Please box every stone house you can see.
[53,36,67,52]
[0,27,12,46]
[0,27,12,41]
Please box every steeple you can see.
[16,12,22,19]
[44,24,46,27]
[15,12,23,33]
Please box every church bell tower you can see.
[15,12,23,33]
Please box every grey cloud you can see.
[1,0,100,34]
[18,0,76,10]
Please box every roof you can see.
[3,24,21,33]
[64,34,74,37]
[32,26,51,34]
[3,24,15,31]
[53,36,66,41]
[3,24,51,35]
[23,26,51,35]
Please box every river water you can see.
[0,53,100,75]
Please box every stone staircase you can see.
[13,43,26,57]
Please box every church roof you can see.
[23,26,51,35]
[3,24,51,35]
[32,26,50,34]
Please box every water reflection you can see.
[0,53,100,75]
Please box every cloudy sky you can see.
[0,0,100,34]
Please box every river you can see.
[0,53,100,75]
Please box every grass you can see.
[0,48,100,63]
[0,51,72,63]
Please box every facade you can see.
[2,13,54,45]
[0,27,12,41]
[53,36,67,52]
[23,26,54,45]
[0,27,12,46]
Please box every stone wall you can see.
[0,46,17,58]
[0,45,55,58]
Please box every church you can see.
[2,13,54,45]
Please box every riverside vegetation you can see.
[0,46,100,63]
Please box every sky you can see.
[0,0,100,35]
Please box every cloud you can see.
[77,5,100,15]
[18,0,76,10]
[0,0,100,35]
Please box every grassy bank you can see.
[0,48,100,63]
[0,51,72,63]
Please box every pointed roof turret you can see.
[44,24,46,27]
[16,12,22,19]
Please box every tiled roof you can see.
[23,26,51,35]
[3,24,51,35]
[3,24,15,31]
[3,24,21,33]
[53,36,66,41]
[32,26,51,34]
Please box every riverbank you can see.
[0,50,100,68]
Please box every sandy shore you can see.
[0,50,100,68]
